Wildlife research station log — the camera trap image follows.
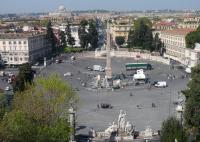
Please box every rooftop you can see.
[154,21,176,27]
[0,32,46,39]
[161,29,195,36]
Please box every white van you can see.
[93,65,104,72]
[185,67,191,74]
[154,81,167,88]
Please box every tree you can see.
[152,33,163,52]
[115,36,125,46]
[60,31,67,50]
[182,64,200,140]
[127,18,153,50]
[161,117,187,142]
[78,20,89,49]
[88,20,99,50]
[185,27,200,49]
[127,29,135,48]
[0,74,77,141]
[13,63,34,92]
[65,22,75,47]
[46,20,56,54]
[143,27,153,51]
[185,25,200,49]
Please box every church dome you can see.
[58,5,66,11]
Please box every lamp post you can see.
[69,106,76,142]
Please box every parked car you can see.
[154,81,168,88]
[55,59,62,64]
[86,67,93,71]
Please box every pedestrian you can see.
[152,103,156,108]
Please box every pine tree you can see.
[46,20,56,54]
[60,31,66,51]
[127,18,153,51]
[78,20,89,49]
[152,33,163,52]
[88,20,99,50]
[65,22,75,47]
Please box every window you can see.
[20,58,23,61]
[13,41,16,44]
[24,57,28,61]
[10,57,13,61]
[14,57,18,61]
[19,41,21,44]
[24,41,27,44]
[9,41,11,44]
[3,41,5,45]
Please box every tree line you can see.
[127,18,163,53]
[46,19,99,55]
[0,63,77,141]
[185,26,200,49]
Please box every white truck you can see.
[133,69,146,80]
[185,67,191,74]
[154,81,167,88]
[93,65,105,72]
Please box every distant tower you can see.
[105,21,112,79]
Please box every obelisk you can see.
[105,21,112,79]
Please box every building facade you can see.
[0,32,51,65]
[110,17,133,42]
[160,29,200,67]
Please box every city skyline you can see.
[0,0,200,14]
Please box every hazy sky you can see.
[0,0,200,14]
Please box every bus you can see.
[125,63,152,71]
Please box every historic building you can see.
[0,32,51,65]
[41,5,72,25]
[160,29,200,67]
[110,17,133,42]
[152,21,177,30]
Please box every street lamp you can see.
[69,106,76,142]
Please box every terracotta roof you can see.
[154,22,176,27]
[0,32,46,39]
[161,29,195,36]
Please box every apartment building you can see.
[152,21,177,31]
[0,32,51,65]
[160,29,200,67]
[178,22,200,30]
[110,17,133,42]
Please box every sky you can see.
[0,0,200,14]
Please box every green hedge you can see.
[64,47,85,53]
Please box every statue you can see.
[89,128,96,138]
[105,121,118,134]
[125,121,134,135]
[118,110,126,131]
